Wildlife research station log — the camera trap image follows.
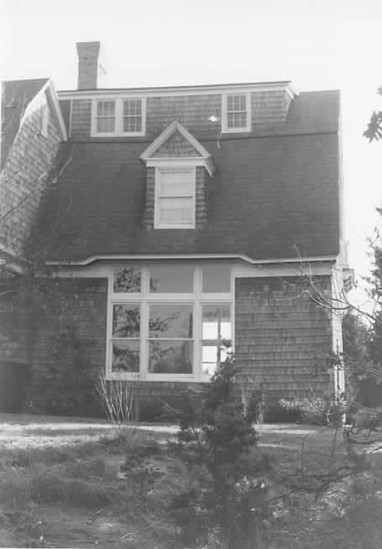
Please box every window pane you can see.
[202,344,218,376]
[113,266,141,293]
[149,304,193,338]
[112,304,140,338]
[150,265,193,293]
[202,303,231,340]
[227,94,246,112]
[149,340,192,374]
[160,170,193,196]
[123,99,141,116]
[202,265,231,292]
[97,101,115,116]
[112,341,139,373]
[123,116,142,133]
[159,198,193,225]
[97,118,115,133]
[228,112,247,129]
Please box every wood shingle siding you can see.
[235,276,333,405]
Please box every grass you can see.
[0,418,381,548]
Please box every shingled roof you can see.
[35,89,341,263]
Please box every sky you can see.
[1,0,381,299]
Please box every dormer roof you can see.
[140,120,216,176]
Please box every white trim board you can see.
[58,82,298,101]
[46,253,338,268]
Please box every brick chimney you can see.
[76,42,100,90]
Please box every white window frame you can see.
[91,97,146,137]
[222,92,251,133]
[154,166,196,229]
[106,263,234,382]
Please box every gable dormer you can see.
[140,121,215,230]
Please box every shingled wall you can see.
[235,276,334,407]
[0,97,61,257]
[69,89,291,140]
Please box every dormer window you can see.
[222,92,251,133]
[92,97,145,136]
[155,167,195,229]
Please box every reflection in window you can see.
[150,265,194,293]
[149,341,193,374]
[112,341,140,373]
[111,304,140,372]
[202,303,231,377]
[112,305,140,338]
[149,304,192,338]
[148,303,193,374]
[113,266,141,293]
[202,265,231,293]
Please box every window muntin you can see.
[92,97,145,136]
[155,168,195,229]
[108,264,233,381]
[222,93,251,133]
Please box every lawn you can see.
[0,414,381,548]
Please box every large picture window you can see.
[107,263,233,381]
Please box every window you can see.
[39,103,48,137]
[155,168,195,229]
[107,264,233,381]
[96,100,115,133]
[92,97,145,136]
[222,93,251,133]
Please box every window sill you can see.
[106,373,211,383]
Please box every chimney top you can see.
[76,42,100,90]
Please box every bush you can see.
[170,357,271,549]
[266,395,346,426]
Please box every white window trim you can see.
[154,166,196,230]
[221,92,251,133]
[106,264,234,382]
[91,97,146,137]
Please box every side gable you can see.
[0,79,67,262]
[1,78,48,169]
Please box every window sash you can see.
[155,168,195,228]
[93,98,145,136]
[226,94,247,129]
[223,93,250,132]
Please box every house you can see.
[0,41,347,416]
